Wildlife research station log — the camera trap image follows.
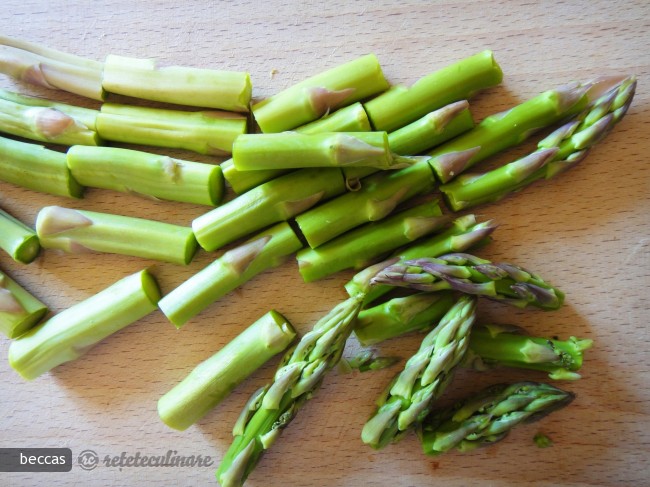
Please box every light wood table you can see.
[1,1,649,486]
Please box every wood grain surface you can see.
[1,1,649,486]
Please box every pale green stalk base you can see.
[36,206,198,265]
[158,311,296,431]
[0,208,40,264]
[0,270,48,339]
[66,145,223,206]
[8,269,160,380]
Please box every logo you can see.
[77,450,99,471]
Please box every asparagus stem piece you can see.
[429,81,593,183]
[361,296,477,449]
[158,311,296,431]
[96,103,247,156]
[8,269,160,380]
[0,37,105,100]
[192,168,345,252]
[465,324,593,380]
[0,208,40,264]
[363,50,502,132]
[297,200,448,282]
[159,223,302,328]
[232,132,412,171]
[440,76,637,209]
[252,54,389,133]
[345,215,496,303]
[354,292,456,346]
[0,89,101,146]
[420,382,575,455]
[102,54,252,112]
[222,102,372,194]
[35,206,198,265]
[372,253,563,310]
[0,269,47,339]
[294,159,435,249]
[66,145,223,206]
[0,135,84,198]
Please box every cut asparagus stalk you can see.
[0,269,48,339]
[440,76,637,209]
[297,200,448,282]
[465,324,593,380]
[362,296,477,449]
[0,89,101,146]
[252,53,389,133]
[159,223,302,328]
[429,81,592,183]
[0,135,84,198]
[66,145,223,206]
[222,102,372,194]
[8,269,160,380]
[363,50,502,132]
[158,311,296,431]
[35,206,198,265]
[0,208,40,264]
[102,54,252,112]
[0,37,104,100]
[372,253,564,310]
[294,159,435,249]
[420,382,574,455]
[192,168,345,252]
[354,292,456,346]
[96,103,246,156]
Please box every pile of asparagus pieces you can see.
[0,35,636,486]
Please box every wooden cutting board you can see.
[1,1,649,486]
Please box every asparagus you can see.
[0,135,84,198]
[0,89,101,146]
[96,103,247,156]
[0,269,48,339]
[439,76,637,210]
[66,145,223,206]
[158,311,296,431]
[252,54,389,133]
[363,50,502,132]
[420,382,574,455]
[428,81,592,183]
[465,324,593,380]
[159,223,302,328]
[35,206,198,265]
[342,351,400,373]
[297,200,449,282]
[372,253,564,310]
[9,269,160,380]
[192,168,345,252]
[0,208,40,264]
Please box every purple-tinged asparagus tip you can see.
[507,148,558,182]
[474,264,509,280]
[442,276,496,296]
[554,81,590,113]
[428,100,470,133]
[538,120,581,149]
[450,222,497,252]
[510,283,561,309]
[431,146,482,183]
[572,113,614,150]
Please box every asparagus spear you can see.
[0,135,84,198]
[428,81,592,183]
[158,311,296,431]
[66,145,223,206]
[159,223,302,328]
[0,269,48,339]
[297,200,449,282]
[192,168,345,252]
[252,54,389,133]
[0,89,101,146]
[420,382,574,455]
[0,208,40,264]
[361,296,477,449]
[96,103,247,156]
[363,50,502,132]
[35,206,198,265]
[8,269,160,380]
[439,76,637,210]
[372,253,564,310]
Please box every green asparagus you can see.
[0,269,47,339]
[0,208,40,264]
